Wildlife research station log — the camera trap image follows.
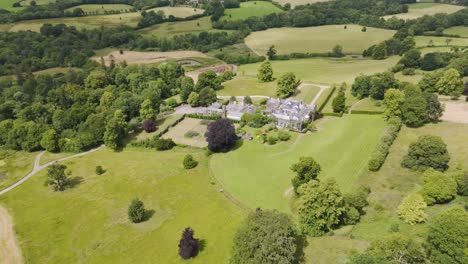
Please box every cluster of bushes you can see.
[181,70,233,107]
[138,9,205,28]
[183,154,198,169]
[130,135,176,150]
[240,111,271,128]
[418,68,466,98]
[368,117,402,171]
[213,52,265,65]
[185,113,221,120]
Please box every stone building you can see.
[266,98,316,131]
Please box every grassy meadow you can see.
[0,151,37,190]
[383,3,465,20]
[293,85,321,103]
[65,4,134,14]
[211,115,386,212]
[415,35,468,47]
[274,0,331,6]
[138,17,224,38]
[444,26,468,37]
[0,148,244,263]
[148,6,204,18]
[245,25,395,55]
[222,1,283,21]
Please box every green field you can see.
[293,85,321,103]
[148,6,204,18]
[162,118,208,148]
[274,0,331,7]
[0,151,37,190]
[0,148,244,263]
[138,17,223,38]
[383,3,465,20]
[65,4,134,15]
[222,1,283,21]
[234,57,399,86]
[245,25,395,55]
[444,26,468,37]
[0,0,24,11]
[415,35,468,47]
[219,76,278,97]
[211,115,386,212]
[134,114,183,142]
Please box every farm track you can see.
[0,205,23,264]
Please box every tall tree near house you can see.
[276,72,300,99]
[383,88,405,120]
[205,119,237,152]
[332,83,347,113]
[257,60,274,82]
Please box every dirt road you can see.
[0,205,23,264]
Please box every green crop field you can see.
[383,3,465,20]
[65,4,134,15]
[211,115,386,212]
[415,35,468,47]
[245,25,395,55]
[148,6,204,18]
[232,57,399,86]
[222,1,283,21]
[0,148,244,263]
[444,26,468,37]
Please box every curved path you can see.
[0,205,23,264]
[0,145,104,196]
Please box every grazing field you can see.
[444,26,468,37]
[2,13,141,32]
[415,36,468,47]
[65,4,134,14]
[211,115,386,212]
[235,57,399,85]
[351,121,468,242]
[222,1,283,21]
[0,148,244,263]
[148,7,204,18]
[0,152,37,190]
[219,76,278,97]
[138,16,215,37]
[162,118,209,148]
[293,85,321,103]
[93,50,210,65]
[383,3,465,20]
[245,25,395,55]
[419,46,454,55]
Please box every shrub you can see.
[277,131,291,141]
[452,171,468,196]
[95,165,105,175]
[343,186,370,225]
[184,130,199,138]
[142,119,156,133]
[421,169,457,205]
[267,135,277,145]
[397,193,427,225]
[290,157,321,193]
[128,198,146,223]
[205,119,237,152]
[402,67,416,76]
[155,138,175,151]
[183,154,198,169]
[402,135,450,171]
[178,227,199,259]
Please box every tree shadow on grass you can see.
[198,239,207,253]
[68,176,84,189]
[143,209,155,222]
[230,139,244,152]
[294,234,308,264]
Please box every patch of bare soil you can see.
[441,100,468,124]
[93,50,209,65]
[0,205,23,264]
[186,64,237,83]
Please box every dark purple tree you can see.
[178,227,199,259]
[204,119,237,152]
[142,119,156,133]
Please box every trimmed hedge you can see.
[317,85,337,112]
[157,115,186,137]
[350,110,384,115]
[321,112,343,117]
[185,113,222,120]
[368,118,402,171]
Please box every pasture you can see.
[149,6,204,18]
[162,118,209,148]
[65,4,133,15]
[383,3,465,20]
[219,76,278,97]
[0,151,36,190]
[0,148,243,263]
[444,26,468,37]
[138,17,216,38]
[293,85,321,103]
[273,0,331,7]
[211,115,386,212]
[415,35,468,47]
[0,0,24,11]
[222,1,283,21]
[245,25,395,55]
[234,57,399,85]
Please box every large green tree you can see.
[402,135,450,171]
[397,193,427,225]
[421,169,457,205]
[139,99,156,120]
[40,129,60,152]
[257,60,274,82]
[366,234,426,264]
[104,110,128,150]
[427,208,468,264]
[332,84,347,113]
[230,209,299,264]
[276,72,300,99]
[436,68,464,98]
[297,179,346,236]
[290,157,321,193]
[45,164,69,191]
[383,88,405,120]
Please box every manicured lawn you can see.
[235,57,399,85]
[211,115,386,212]
[350,98,384,112]
[0,151,37,190]
[65,4,134,14]
[219,76,277,97]
[162,118,209,148]
[245,25,395,55]
[222,1,283,21]
[134,114,183,142]
[444,26,468,37]
[383,4,465,20]
[351,121,468,241]
[138,17,217,38]
[148,6,204,18]
[415,36,468,47]
[293,85,321,104]
[0,148,244,263]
